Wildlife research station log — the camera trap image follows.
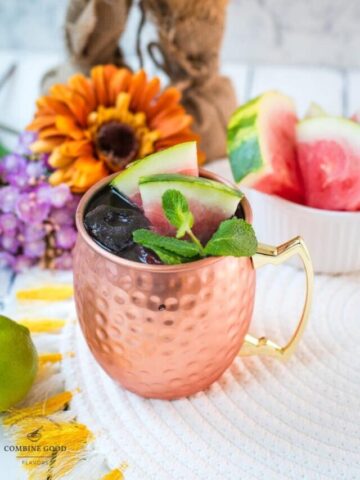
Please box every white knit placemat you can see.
[61,264,360,480]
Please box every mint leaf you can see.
[162,189,194,238]
[149,246,185,265]
[133,229,201,258]
[204,219,257,257]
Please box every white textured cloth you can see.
[61,264,360,480]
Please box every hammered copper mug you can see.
[74,170,313,399]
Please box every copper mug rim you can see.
[75,168,253,273]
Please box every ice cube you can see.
[84,205,150,254]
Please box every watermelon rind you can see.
[110,141,198,199]
[297,116,360,143]
[304,102,328,119]
[227,91,296,183]
[139,173,243,206]
[139,174,243,240]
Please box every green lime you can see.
[0,315,38,411]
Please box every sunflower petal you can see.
[68,74,96,111]
[59,140,92,157]
[146,87,182,119]
[27,115,56,131]
[48,148,74,168]
[154,114,193,138]
[103,64,118,96]
[137,77,161,112]
[55,116,85,140]
[36,96,72,116]
[39,127,64,139]
[30,138,64,154]
[91,66,107,106]
[109,68,132,104]
[49,168,70,186]
[128,70,147,110]
[69,157,109,192]
[149,105,185,127]
[50,85,88,125]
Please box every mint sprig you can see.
[133,189,257,264]
[162,189,194,239]
[162,189,205,254]
[133,229,200,258]
[204,219,257,257]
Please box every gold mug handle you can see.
[239,236,314,359]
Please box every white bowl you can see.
[242,187,360,274]
[207,159,360,274]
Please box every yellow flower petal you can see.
[49,148,74,168]
[19,318,65,333]
[38,353,63,365]
[16,285,74,302]
[30,138,63,154]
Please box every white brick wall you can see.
[1,0,360,67]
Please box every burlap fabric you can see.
[142,0,236,161]
[42,0,132,91]
[42,0,236,161]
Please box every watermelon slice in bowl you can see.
[222,92,360,274]
[227,91,303,203]
[296,117,360,211]
[139,173,243,243]
[111,141,198,206]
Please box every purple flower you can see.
[0,131,79,272]
[50,207,74,226]
[36,183,53,203]
[2,153,27,173]
[1,235,20,254]
[23,239,46,259]
[22,223,46,241]
[0,186,19,212]
[0,252,15,269]
[55,226,77,249]
[13,255,35,272]
[65,194,81,215]
[51,184,72,208]
[16,192,51,223]
[15,131,37,155]
[2,154,29,188]
[53,252,73,270]
[26,161,46,179]
[0,212,18,232]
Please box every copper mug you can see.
[74,170,313,399]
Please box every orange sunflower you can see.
[27,65,203,193]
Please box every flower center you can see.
[96,121,139,171]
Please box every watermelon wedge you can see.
[297,117,360,211]
[227,91,303,203]
[111,142,198,206]
[139,174,243,242]
[305,102,328,119]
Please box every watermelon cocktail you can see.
[73,141,313,399]
[83,141,256,265]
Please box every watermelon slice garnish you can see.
[139,174,243,242]
[297,117,360,211]
[227,91,303,203]
[111,141,198,206]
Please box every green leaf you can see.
[162,189,194,238]
[149,246,185,265]
[0,143,9,159]
[133,229,201,258]
[204,219,258,257]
